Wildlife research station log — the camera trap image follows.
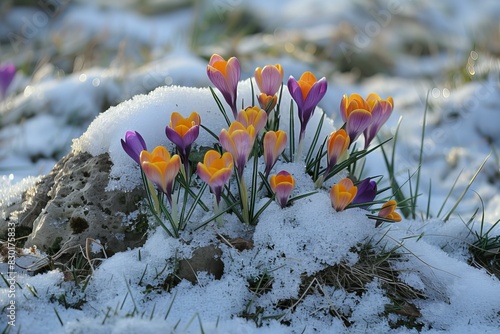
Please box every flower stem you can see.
[296,136,304,162]
[214,196,223,227]
[314,174,325,189]
[238,174,250,224]
[171,191,180,232]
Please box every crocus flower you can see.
[363,94,394,148]
[0,64,16,99]
[207,54,241,118]
[197,150,233,205]
[351,178,377,205]
[121,130,147,165]
[330,178,357,212]
[254,64,284,111]
[219,121,256,178]
[287,72,328,143]
[140,146,181,205]
[236,106,268,135]
[378,200,402,222]
[339,93,373,143]
[270,170,295,208]
[165,111,201,175]
[263,130,287,177]
[326,129,350,171]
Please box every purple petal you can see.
[287,76,305,111]
[371,101,393,130]
[0,64,16,98]
[121,131,147,164]
[302,77,328,115]
[165,125,199,151]
[165,127,185,149]
[207,67,237,116]
[226,57,241,94]
[261,66,282,95]
[207,69,231,97]
[182,125,200,147]
[363,101,393,148]
[363,126,379,149]
[352,178,377,204]
[346,110,372,142]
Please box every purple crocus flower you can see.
[0,64,16,99]
[165,112,201,176]
[121,130,147,165]
[363,94,394,149]
[287,72,327,143]
[339,94,372,143]
[351,178,377,205]
[207,54,241,118]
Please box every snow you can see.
[1,0,500,333]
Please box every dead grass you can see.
[273,243,427,330]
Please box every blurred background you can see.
[1,0,500,219]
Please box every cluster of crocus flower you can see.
[120,112,205,237]
[218,106,291,223]
[0,63,16,100]
[121,53,402,237]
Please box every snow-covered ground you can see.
[1,0,500,333]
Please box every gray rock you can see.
[177,245,224,284]
[14,151,148,258]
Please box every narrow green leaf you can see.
[200,124,220,141]
[413,91,430,219]
[209,86,231,126]
[443,152,491,222]
[305,112,325,165]
[426,179,432,220]
[54,307,64,326]
[164,292,177,320]
[437,169,462,218]
[185,183,208,223]
[289,191,318,203]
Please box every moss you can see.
[129,213,149,235]
[69,217,89,234]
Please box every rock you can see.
[177,245,224,284]
[13,150,147,259]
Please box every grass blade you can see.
[289,101,295,161]
[426,179,432,220]
[412,91,430,219]
[437,169,463,217]
[379,116,411,218]
[209,86,231,126]
[443,152,491,222]
[305,112,325,165]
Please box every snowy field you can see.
[1,0,500,333]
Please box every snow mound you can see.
[72,79,335,191]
